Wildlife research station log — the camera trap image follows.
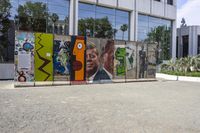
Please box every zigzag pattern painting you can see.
[34,33,53,81]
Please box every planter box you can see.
[156,73,178,80]
[178,76,200,82]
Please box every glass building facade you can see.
[138,14,172,60]
[0,0,175,64]
[12,0,70,34]
[78,2,130,41]
[0,0,70,63]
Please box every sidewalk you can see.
[0,80,200,133]
[0,80,14,89]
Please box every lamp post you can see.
[84,22,88,36]
[14,15,19,31]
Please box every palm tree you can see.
[120,24,128,40]
[167,59,176,71]
[192,55,200,71]
[179,56,192,73]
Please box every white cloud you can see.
[177,0,200,27]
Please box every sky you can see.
[177,0,200,27]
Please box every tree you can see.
[78,17,114,38]
[0,0,11,62]
[49,13,59,33]
[17,1,48,32]
[78,17,94,36]
[120,24,128,40]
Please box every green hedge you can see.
[161,70,200,77]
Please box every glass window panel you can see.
[48,0,69,7]
[96,6,115,15]
[96,13,115,24]
[78,2,130,40]
[138,21,148,28]
[116,16,129,24]
[138,14,172,60]
[79,3,95,11]
[149,16,161,24]
[116,10,129,18]
[138,14,148,21]
[48,5,69,16]
[79,10,95,19]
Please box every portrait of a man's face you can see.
[86,46,100,78]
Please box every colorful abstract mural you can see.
[70,36,86,83]
[15,31,35,82]
[34,33,53,81]
[14,32,156,86]
[53,35,71,81]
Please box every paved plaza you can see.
[0,80,200,133]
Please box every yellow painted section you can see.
[35,33,53,81]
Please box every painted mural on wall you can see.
[125,42,137,79]
[53,35,71,81]
[86,38,101,83]
[35,33,53,81]
[70,36,86,83]
[137,44,147,78]
[100,39,114,81]
[147,43,157,78]
[114,42,126,80]
[15,32,35,82]
[14,32,156,86]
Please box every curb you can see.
[156,73,200,82]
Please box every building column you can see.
[172,20,177,59]
[130,11,135,41]
[192,26,198,56]
[69,0,78,35]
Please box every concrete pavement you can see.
[0,80,200,133]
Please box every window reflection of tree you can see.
[17,2,48,32]
[146,26,171,61]
[78,3,129,40]
[0,0,12,63]
[16,1,69,35]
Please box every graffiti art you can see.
[100,39,114,82]
[53,35,71,81]
[137,43,147,78]
[114,41,126,81]
[70,36,86,84]
[34,33,53,81]
[147,43,157,78]
[86,38,101,83]
[15,32,156,86]
[15,31,35,82]
[125,42,137,79]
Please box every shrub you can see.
[160,55,200,77]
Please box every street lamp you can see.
[14,15,19,31]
